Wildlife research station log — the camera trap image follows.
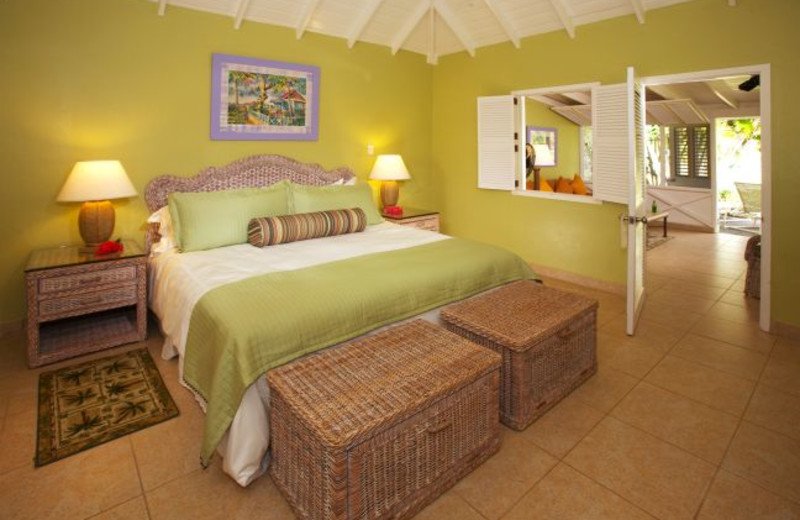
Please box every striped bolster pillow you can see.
[247,207,367,247]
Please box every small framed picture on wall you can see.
[211,53,320,141]
[527,126,557,166]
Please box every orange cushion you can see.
[555,177,573,194]
[572,174,588,195]
[539,179,553,192]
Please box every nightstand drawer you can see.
[39,284,138,320]
[404,217,439,232]
[39,266,138,294]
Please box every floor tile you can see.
[503,463,656,520]
[565,417,716,520]
[453,433,558,520]
[723,422,800,504]
[648,289,717,314]
[646,355,755,416]
[147,460,293,520]
[639,302,703,332]
[569,368,639,414]
[611,382,738,465]
[697,470,800,520]
[745,384,800,442]
[0,410,37,475]
[90,496,150,520]
[771,338,800,365]
[706,301,760,325]
[669,333,768,381]
[413,489,484,520]
[601,315,684,353]
[517,395,604,458]
[690,316,776,354]
[760,357,800,397]
[600,333,665,378]
[0,438,141,520]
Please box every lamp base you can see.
[78,200,115,250]
[380,181,400,208]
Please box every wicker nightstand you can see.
[382,207,440,232]
[25,240,147,368]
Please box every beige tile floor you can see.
[2,229,799,519]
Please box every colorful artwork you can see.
[211,54,319,140]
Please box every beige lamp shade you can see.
[57,160,137,202]
[369,155,411,181]
[58,160,137,251]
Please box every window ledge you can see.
[511,189,602,205]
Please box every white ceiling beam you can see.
[562,91,592,104]
[434,0,476,57]
[296,0,322,39]
[528,94,565,107]
[548,0,575,39]
[706,80,739,109]
[233,0,252,30]
[630,0,646,24]
[427,6,437,65]
[482,0,520,48]
[647,84,683,101]
[157,0,167,16]
[391,0,430,55]
[347,0,385,48]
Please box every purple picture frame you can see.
[526,126,558,167]
[211,53,320,141]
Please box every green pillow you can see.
[291,182,384,225]
[169,181,290,252]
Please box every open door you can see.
[626,67,647,335]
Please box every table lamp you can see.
[57,160,137,251]
[369,154,411,208]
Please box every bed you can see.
[144,155,536,486]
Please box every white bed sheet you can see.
[149,223,449,486]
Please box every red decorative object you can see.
[384,205,403,217]
[95,240,124,255]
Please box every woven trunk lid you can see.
[441,281,598,352]
[267,319,501,449]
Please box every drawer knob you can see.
[427,420,452,434]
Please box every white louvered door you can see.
[477,96,516,190]
[592,84,629,204]
[626,67,647,336]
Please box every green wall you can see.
[0,0,432,324]
[432,0,800,329]
[525,99,581,184]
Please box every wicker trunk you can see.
[267,320,502,520]
[441,281,598,430]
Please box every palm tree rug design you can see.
[35,348,179,466]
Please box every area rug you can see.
[36,348,179,466]
[646,232,674,251]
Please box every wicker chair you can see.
[744,234,761,299]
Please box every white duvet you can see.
[149,223,449,486]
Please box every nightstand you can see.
[382,208,440,232]
[25,240,147,368]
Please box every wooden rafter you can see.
[706,80,739,109]
[434,0,476,57]
[296,0,322,39]
[391,0,430,55]
[158,0,167,16]
[547,0,575,39]
[528,94,565,107]
[483,0,520,48]
[562,91,591,104]
[347,0,386,48]
[233,0,252,30]
[630,0,646,24]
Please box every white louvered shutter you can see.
[592,84,629,204]
[477,96,516,190]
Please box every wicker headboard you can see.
[143,154,357,251]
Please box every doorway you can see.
[640,64,771,332]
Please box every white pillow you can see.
[147,206,177,255]
[332,177,358,186]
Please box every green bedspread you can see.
[182,237,536,465]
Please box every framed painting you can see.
[211,53,320,141]
[526,126,557,166]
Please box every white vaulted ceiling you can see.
[148,0,728,64]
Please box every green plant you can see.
[719,189,732,202]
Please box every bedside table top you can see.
[26,240,145,272]
[381,207,438,221]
